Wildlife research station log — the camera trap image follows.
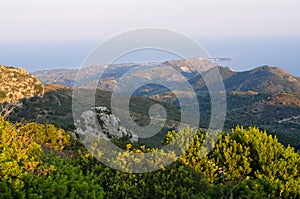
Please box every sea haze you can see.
[0,36,299,76]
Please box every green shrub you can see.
[0,91,6,99]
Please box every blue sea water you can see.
[0,37,299,76]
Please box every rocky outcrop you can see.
[75,106,138,143]
[0,65,44,103]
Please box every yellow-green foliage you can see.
[0,117,104,198]
[89,126,300,198]
[1,115,300,198]
[0,117,49,190]
[19,122,71,150]
[176,126,300,197]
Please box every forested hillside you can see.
[191,65,300,93]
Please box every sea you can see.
[0,36,299,76]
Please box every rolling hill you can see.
[0,64,44,103]
[3,61,300,149]
[191,65,300,93]
[34,58,300,95]
[33,58,216,90]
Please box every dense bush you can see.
[0,116,299,198]
[0,117,104,198]
[176,126,300,198]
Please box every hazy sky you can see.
[1,0,299,41]
[0,0,300,74]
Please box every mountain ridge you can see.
[191,65,300,93]
[33,59,300,94]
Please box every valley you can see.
[32,59,300,149]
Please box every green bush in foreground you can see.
[0,116,299,198]
[176,126,300,198]
[0,117,104,198]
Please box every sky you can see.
[0,0,299,74]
